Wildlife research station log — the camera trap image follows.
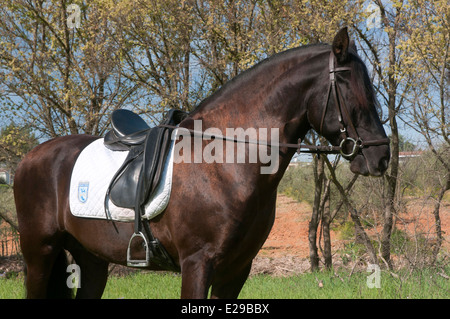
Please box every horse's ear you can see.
[332,27,349,63]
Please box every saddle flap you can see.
[109,127,168,209]
[109,147,143,208]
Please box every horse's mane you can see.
[348,52,380,111]
[190,44,329,115]
[190,43,377,114]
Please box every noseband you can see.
[318,52,390,159]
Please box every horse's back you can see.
[16,134,97,171]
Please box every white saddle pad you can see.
[69,137,175,222]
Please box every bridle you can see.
[158,51,389,159]
[316,51,390,159]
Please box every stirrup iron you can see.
[127,232,151,267]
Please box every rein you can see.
[158,51,389,159]
[158,123,368,157]
[159,123,341,154]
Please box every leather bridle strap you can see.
[319,52,389,159]
[320,53,352,134]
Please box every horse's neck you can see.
[192,54,319,140]
[188,49,325,182]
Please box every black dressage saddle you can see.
[104,109,187,211]
[103,109,187,270]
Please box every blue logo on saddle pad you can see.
[78,182,89,203]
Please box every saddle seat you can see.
[104,109,151,151]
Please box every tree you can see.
[354,0,414,268]
[308,150,325,271]
[108,0,198,113]
[399,0,449,259]
[3,0,446,270]
[0,0,138,138]
[0,123,38,172]
[397,134,416,152]
[324,157,378,266]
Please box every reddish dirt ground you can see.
[252,194,337,275]
[262,194,450,257]
[252,194,449,275]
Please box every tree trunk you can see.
[349,209,378,265]
[432,174,450,261]
[321,188,332,269]
[381,25,399,269]
[309,154,324,271]
[0,209,18,232]
[324,158,378,265]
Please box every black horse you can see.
[14,28,389,298]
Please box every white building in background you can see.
[399,151,423,163]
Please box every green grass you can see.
[0,275,25,299]
[240,269,449,299]
[2,267,448,299]
[103,272,182,299]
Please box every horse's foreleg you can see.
[66,236,109,299]
[180,254,214,299]
[210,263,252,299]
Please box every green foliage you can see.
[338,242,367,266]
[399,150,448,197]
[393,134,416,152]
[0,123,39,172]
[336,221,355,240]
[390,229,409,250]
[390,228,437,268]
[278,164,315,205]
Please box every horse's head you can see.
[308,28,390,176]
